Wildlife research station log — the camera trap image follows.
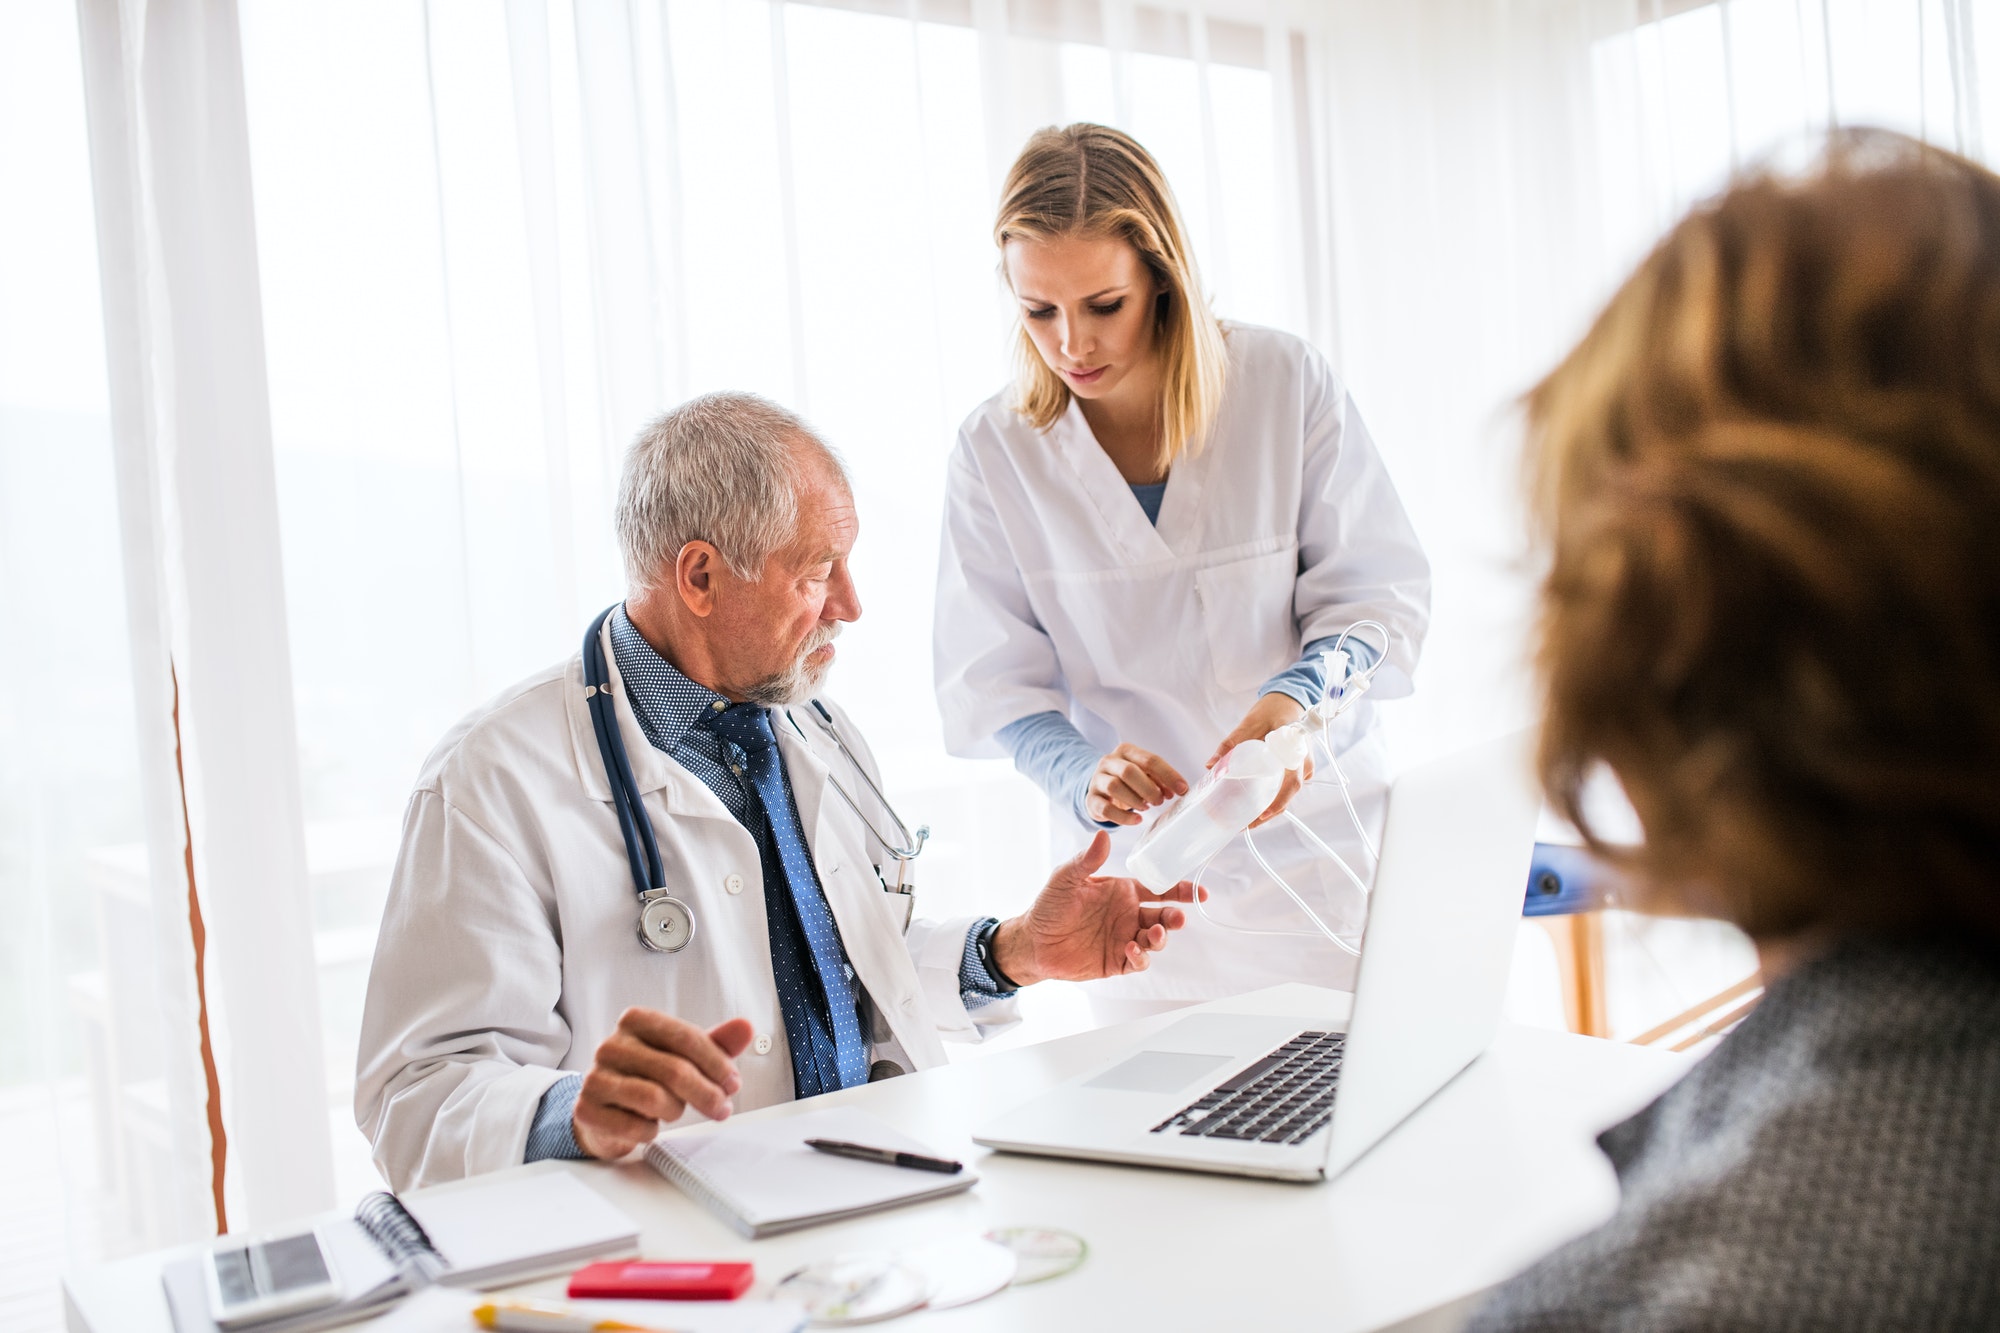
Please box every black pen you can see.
[805,1138,964,1174]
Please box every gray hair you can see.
[615,392,848,591]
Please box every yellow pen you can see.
[471,1295,683,1333]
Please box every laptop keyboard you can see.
[1149,1031,1344,1145]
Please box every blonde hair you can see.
[994,124,1228,471]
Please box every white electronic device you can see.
[203,1230,342,1329]
[973,729,1539,1182]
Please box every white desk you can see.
[65,986,1686,1333]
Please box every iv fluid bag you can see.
[1126,728,1308,892]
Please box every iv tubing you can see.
[1192,838,1358,949]
[1318,743,1381,864]
[1296,722,1381,864]
[1243,826,1360,956]
[1320,622,1389,855]
[1282,810,1370,900]
[1191,851,1318,940]
[1187,822,1369,954]
[1334,755,1379,861]
[1182,617,1390,953]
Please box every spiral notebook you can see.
[162,1168,640,1333]
[646,1106,978,1239]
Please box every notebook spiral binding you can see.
[353,1192,445,1281]
[643,1141,731,1225]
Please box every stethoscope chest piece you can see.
[637,889,696,954]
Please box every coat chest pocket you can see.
[1194,545,1301,694]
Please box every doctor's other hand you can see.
[992,831,1202,984]
[1207,693,1315,830]
[1086,742,1188,826]
[572,1011,755,1160]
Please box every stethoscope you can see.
[583,606,929,953]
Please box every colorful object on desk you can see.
[568,1261,755,1302]
[472,1295,681,1332]
[803,1138,964,1174]
[771,1254,928,1326]
[984,1227,1088,1285]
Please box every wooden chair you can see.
[1522,843,1613,1036]
[1522,843,1760,1045]
[1628,973,1763,1051]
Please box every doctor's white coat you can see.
[934,323,1431,1002]
[356,620,1005,1190]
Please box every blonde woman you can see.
[933,125,1430,1016]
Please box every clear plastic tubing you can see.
[1126,724,1311,893]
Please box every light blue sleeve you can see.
[1257,635,1381,711]
[523,1073,586,1162]
[996,710,1114,831]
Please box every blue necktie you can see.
[705,704,869,1096]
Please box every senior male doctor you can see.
[357,392,1196,1190]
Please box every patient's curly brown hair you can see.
[1527,129,2000,944]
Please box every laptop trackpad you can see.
[1084,1051,1231,1093]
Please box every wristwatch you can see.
[975,918,1021,992]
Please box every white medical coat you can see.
[357,619,1007,1190]
[934,323,1431,1001]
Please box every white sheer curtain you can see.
[1326,0,1999,767]
[1,4,240,1328]
[76,0,338,1237]
[1,10,206,1325]
[6,1,2000,1327]
[1317,0,2000,1038]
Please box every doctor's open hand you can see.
[1086,742,1188,826]
[1208,693,1315,829]
[572,1010,756,1160]
[990,831,1202,984]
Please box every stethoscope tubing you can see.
[795,700,926,864]
[586,605,666,896]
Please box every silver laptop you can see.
[973,730,1538,1182]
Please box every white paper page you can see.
[368,1286,806,1333]
[316,1217,398,1297]
[398,1171,637,1276]
[662,1107,974,1227]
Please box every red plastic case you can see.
[567,1260,755,1301]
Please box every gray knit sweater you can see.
[1467,936,2000,1331]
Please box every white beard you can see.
[743,623,840,706]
